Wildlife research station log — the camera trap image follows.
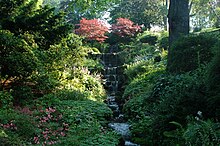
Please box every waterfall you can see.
[101,48,139,146]
[102,53,119,96]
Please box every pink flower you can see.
[60,132,65,136]
[33,136,39,144]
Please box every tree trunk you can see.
[168,0,189,45]
[167,0,189,72]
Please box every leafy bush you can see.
[0,132,26,146]
[206,41,220,120]
[124,60,165,82]
[0,109,36,145]
[117,31,168,66]
[60,67,106,101]
[139,33,158,45]
[45,90,88,102]
[123,64,165,99]
[33,72,60,93]
[81,132,119,146]
[124,65,212,145]
[148,67,209,145]
[119,42,162,65]
[106,33,131,45]
[11,85,34,105]
[130,116,153,145]
[168,33,219,73]
[61,120,119,146]
[183,119,220,146]
[57,100,112,125]
[32,106,69,145]
[43,99,118,146]
[0,1,120,145]
[158,31,169,50]
[0,91,13,109]
[123,62,165,119]
[120,30,220,146]
[0,99,117,145]
[0,30,39,79]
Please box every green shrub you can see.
[149,67,208,145]
[137,31,160,46]
[53,100,119,145]
[168,33,219,73]
[163,121,185,145]
[0,91,13,109]
[11,85,34,105]
[106,33,131,45]
[123,95,148,120]
[206,41,220,120]
[123,63,165,120]
[123,70,162,101]
[125,66,209,145]
[0,30,39,79]
[33,72,60,93]
[60,67,106,101]
[47,90,87,101]
[183,119,220,146]
[57,100,112,125]
[61,121,119,146]
[0,109,36,145]
[82,132,119,146]
[0,132,26,146]
[139,34,158,45]
[124,59,166,83]
[118,39,161,65]
[125,60,154,81]
[130,116,153,145]
[158,31,169,50]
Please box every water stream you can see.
[102,52,139,146]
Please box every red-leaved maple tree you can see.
[75,18,109,42]
[111,18,141,37]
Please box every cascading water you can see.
[101,50,139,146]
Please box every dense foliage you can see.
[110,0,166,29]
[190,0,220,29]
[0,0,120,145]
[1,0,220,145]
[167,30,220,73]
[43,0,118,24]
[122,29,220,145]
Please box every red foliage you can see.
[111,18,141,37]
[75,18,109,42]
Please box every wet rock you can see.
[125,141,140,146]
[108,104,119,111]
[114,114,125,123]
[108,123,131,140]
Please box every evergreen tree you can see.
[0,0,71,91]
